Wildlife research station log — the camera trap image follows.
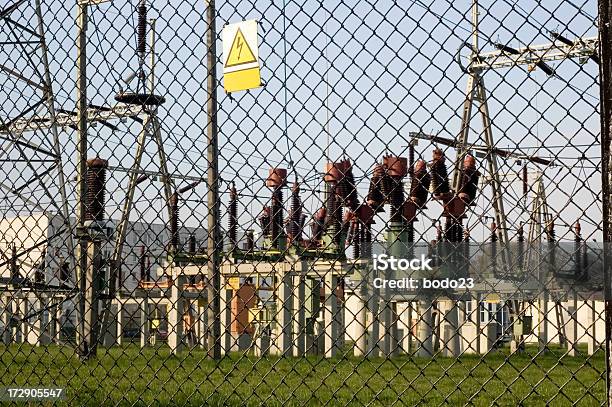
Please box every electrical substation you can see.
[0,0,606,378]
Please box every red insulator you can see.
[383,156,408,178]
[410,159,430,207]
[139,246,147,281]
[85,158,108,222]
[311,207,326,241]
[356,203,375,225]
[137,0,147,57]
[288,181,302,243]
[367,164,385,212]
[136,174,149,185]
[266,168,287,188]
[490,221,498,242]
[169,192,179,251]
[344,166,359,210]
[246,230,255,251]
[271,188,284,245]
[388,176,404,223]
[228,183,238,246]
[259,205,271,237]
[574,220,582,242]
[458,155,479,205]
[188,234,196,254]
[408,144,415,179]
[324,182,342,245]
[430,149,450,197]
[443,217,464,242]
[546,220,555,242]
[350,217,360,258]
[402,200,417,223]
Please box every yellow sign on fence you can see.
[223,20,261,93]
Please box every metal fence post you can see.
[599,0,612,403]
[206,0,221,360]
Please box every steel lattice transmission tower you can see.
[0,0,74,269]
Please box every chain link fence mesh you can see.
[0,0,608,405]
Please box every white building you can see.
[0,213,207,292]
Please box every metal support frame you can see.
[0,0,74,272]
[455,0,598,246]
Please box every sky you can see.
[0,0,603,253]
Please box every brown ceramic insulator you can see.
[323,162,340,183]
[546,220,555,242]
[188,234,196,254]
[388,176,404,223]
[10,244,17,281]
[335,180,349,203]
[85,158,108,222]
[517,223,524,243]
[288,182,302,242]
[430,150,450,196]
[139,246,146,281]
[383,156,408,178]
[406,221,415,243]
[169,192,179,250]
[259,205,271,237]
[444,196,467,220]
[454,222,464,242]
[344,168,359,209]
[402,200,417,223]
[352,220,360,259]
[380,172,392,199]
[444,217,453,241]
[359,203,375,225]
[574,220,582,242]
[271,188,284,245]
[522,165,528,196]
[135,174,149,185]
[410,160,430,207]
[362,224,372,258]
[408,144,415,179]
[228,183,238,246]
[246,230,255,251]
[179,180,201,194]
[311,207,326,241]
[137,0,147,56]
[367,164,386,210]
[325,184,342,245]
[367,176,385,212]
[436,221,443,242]
[343,212,354,245]
[266,168,288,188]
[490,221,498,242]
[300,214,307,241]
[323,160,350,183]
[458,155,479,204]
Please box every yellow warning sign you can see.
[223,20,261,93]
[227,276,240,290]
[225,29,257,68]
[484,293,500,303]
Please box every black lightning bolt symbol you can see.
[237,36,243,60]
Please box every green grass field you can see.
[0,343,605,406]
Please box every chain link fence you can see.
[0,0,608,405]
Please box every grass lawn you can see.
[0,343,605,406]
